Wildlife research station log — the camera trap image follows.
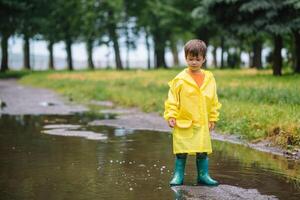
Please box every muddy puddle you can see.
[0,114,299,199]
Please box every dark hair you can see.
[184,39,207,58]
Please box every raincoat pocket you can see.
[173,120,193,139]
[176,119,192,128]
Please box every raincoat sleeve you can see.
[209,76,222,122]
[163,79,181,121]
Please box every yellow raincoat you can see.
[164,68,222,155]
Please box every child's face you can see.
[186,54,206,71]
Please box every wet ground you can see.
[0,79,87,115]
[1,114,299,200]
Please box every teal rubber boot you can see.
[170,156,187,186]
[196,154,219,186]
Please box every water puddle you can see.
[0,114,299,199]
[42,124,107,140]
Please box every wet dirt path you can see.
[0,79,87,115]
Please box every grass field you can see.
[10,68,300,149]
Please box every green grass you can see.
[0,70,31,79]
[8,68,300,148]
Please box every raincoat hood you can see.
[170,68,212,92]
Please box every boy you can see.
[164,39,221,186]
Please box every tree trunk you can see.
[47,40,54,70]
[248,51,254,68]
[154,41,167,68]
[1,33,9,72]
[212,46,218,68]
[105,47,110,69]
[108,11,123,70]
[153,33,167,68]
[145,29,151,70]
[65,38,73,70]
[289,40,296,70]
[252,38,262,69]
[108,27,123,70]
[23,34,31,70]
[125,26,130,70]
[220,36,225,69]
[225,49,229,68]
[273,35,282,76]
[293,30,300,73]
[125,41,129,70]
[170,39,179,67]
[110,30,123,70]
[86,39,94,70]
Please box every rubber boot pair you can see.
[169,153,218,186]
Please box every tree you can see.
[0,0,24,72]
[286,0,300,73]
[192,0,227,68]
[240,0,300,75]
[203,0,300,75]
[80,0,106,70]
[127,0,189,68]
[198,0,262,69]
[97,0,125,70]
[124,0,153,68]
[169,0,201,67]
[17,0,49,70]
[39,0,60,70]
[54,0,82,70]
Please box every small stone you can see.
[0,99,7,109]
[39,102,56,107]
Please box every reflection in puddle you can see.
[114,128,134,137]
[42,124,107,140]
[44,124,81,129]
[171,186,184,200]
[42,129,107,140]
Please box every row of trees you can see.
[1,0,300,75]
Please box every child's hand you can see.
[168,118,176,128]
[209,121,215,131]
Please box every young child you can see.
[164,39,221,186]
